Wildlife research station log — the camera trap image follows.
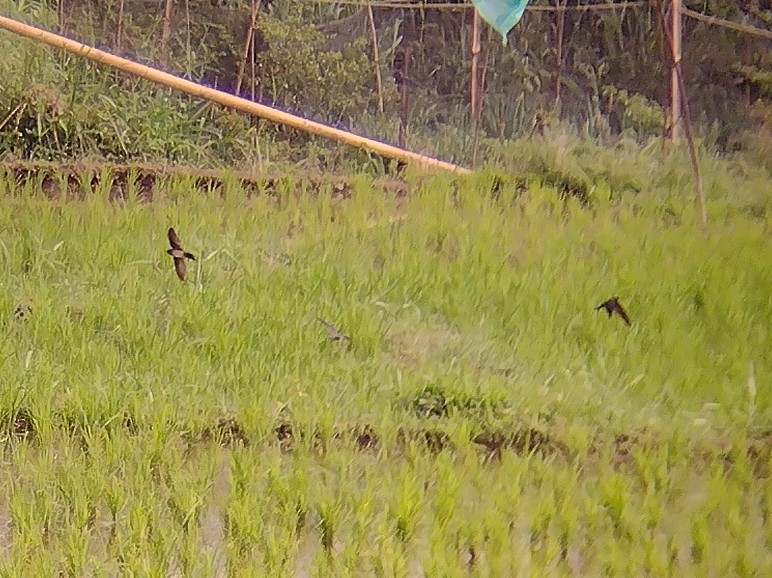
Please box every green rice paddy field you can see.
[0,167,769,576]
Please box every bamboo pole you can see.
[250,11,257,102]
[184,0,192,74]
[554,0,566,108]
[470,8,482,168]
[479,26,493,113]
[655,0,707,227]
[0,15,470,174]
[473,28,494,168]
[234,0,257,96]
[398,45,411,150]
[57,0,65,33]
[161,0,174,64]
[470,9,481,122]
[671,0,682,143]
[366,2,385,114]
[116,0,125,51]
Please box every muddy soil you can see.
[0,160,410,201]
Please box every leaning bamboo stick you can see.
[161,0,174,65]
[234,0,257,96]
[0,15,471,175]
[366,2,385,114]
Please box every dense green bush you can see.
[254,5,374,122]
[0,0,769,169]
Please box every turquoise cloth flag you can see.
[471,0,530,45]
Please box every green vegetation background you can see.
[1,0,771,170]
[0,1,769,575]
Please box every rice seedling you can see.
[0,163,768,575]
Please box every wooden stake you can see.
[366,2,385,114]
[671,0,682,142]
[470,8,481,168]
[0,15,469,174]
[116,0,125,51]
[57,0,65,33]
[250,9,256,102]
[249,2,260,171]
[234,0,257,96]
[554,0,567,108]
[479,26,493,115]
[398,45,412,150]
[184,0,192,73]
[474,27,494,169]
[655,0,707,227]
[470,9,481,122]
[161,0,174,64]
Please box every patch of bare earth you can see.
[386,322,462,368]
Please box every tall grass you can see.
[0,168,768,574]
[1,1,768,573]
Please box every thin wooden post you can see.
[479,26,493,115]
[250,10,257,102]
[655,0,707,227]
[471,9,481,122]
[671,0,682,142]
[161,0,174,64]
[57,0,65,33]
[366,2,385,114]
[470,8,482,168]
[398,45,411,150]
[554,0,567,108]
[0,15,470,174]
[116,0,125,51]
[184,0,193,74]
[234,0,257,96]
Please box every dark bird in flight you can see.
[317,317,351,342]
[596,297,631,326]
[166,227,196,281]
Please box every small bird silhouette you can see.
[317,317,351,342]
[596,297,631,326]
[166,227,196,281]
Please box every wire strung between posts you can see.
[319,1,772,41]
[318,0,648,11]
[529,1,646,10]
[681,7,772,41]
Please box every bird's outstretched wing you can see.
[317,317,350,341]
[168,227,182,250]
[611,300,631,326]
